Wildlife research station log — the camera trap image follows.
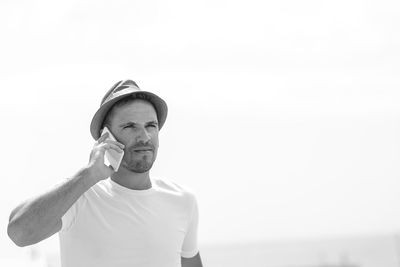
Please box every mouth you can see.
[133,148,153,153]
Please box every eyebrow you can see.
[119,120,159,127]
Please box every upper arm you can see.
[181,252,203,267]
[8,199,63,247]
[46,219,62,238]
[29,219,62,245]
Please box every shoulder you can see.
[82,179,113,201]
[154,178,197,201]
[154,177,195,193]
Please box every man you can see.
[7,80,203,267]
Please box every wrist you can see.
[78,165,99,188]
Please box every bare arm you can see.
[7,167,98,246]
[181,252,203,267]
[7,133,124,247]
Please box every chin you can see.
[123,160,154,173]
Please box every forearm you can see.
[181,252,203,267]
[7,166,97,246]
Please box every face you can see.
[107,99,159,173]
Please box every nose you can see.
[135,126,151,143]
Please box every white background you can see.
[1,0,400,259]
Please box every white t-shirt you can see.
[59,177,199,267]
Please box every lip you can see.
[133,148,153,152]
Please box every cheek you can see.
[151,134,158,145]
[153,134,159,145]
[115,133,130,146]
[121,133,159,148]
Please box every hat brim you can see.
[90,90,168,140]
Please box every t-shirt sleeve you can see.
[60,192,87,232]
[181,194,199,258]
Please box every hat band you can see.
[104,87,141,103]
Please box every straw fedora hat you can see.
[90,80,168,140]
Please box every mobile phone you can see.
[101,127,124,172]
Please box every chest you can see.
[69,195,189,258]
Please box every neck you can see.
[111,166,152,190]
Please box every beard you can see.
[121,146,157,173]
[123,156,154,173]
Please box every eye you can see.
[147,123,158,128]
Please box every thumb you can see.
[108,165,116,172]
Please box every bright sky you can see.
[1,0,400,258]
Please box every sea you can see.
[6,233,400,267]
[199,233,400,267]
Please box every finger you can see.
[99,144,123,153]
[103,139,125,150]
[97,132,109,144]
[99,143,124,153]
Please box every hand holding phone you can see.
[101,127,125,172]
